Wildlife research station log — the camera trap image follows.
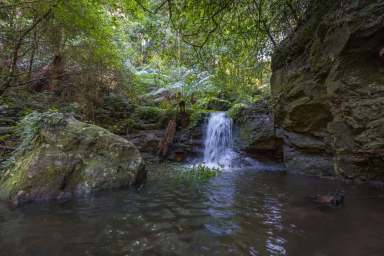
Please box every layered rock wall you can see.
[271,0,384,180]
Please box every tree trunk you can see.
[50,26,64,91]
[158,120,177,158]
[28,30,38,80]
[0,9,51,96]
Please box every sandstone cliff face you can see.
[271,0,384,180]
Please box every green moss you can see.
[204,97,231,111]
[133,106,165,123]
[2,111,66,170]
[0,146,39,199]
[228,103,248,120]
[176,164,220,181]
[185,108,204,129]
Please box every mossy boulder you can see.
[0,112,145,206]
[228,103,248,121]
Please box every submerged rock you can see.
[311,191,345,207]
[271,0,384,180]
[0,112,145,206]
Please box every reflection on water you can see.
[1,166,384,256]
[263,197,285,256]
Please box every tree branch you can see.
[0,8,52,96]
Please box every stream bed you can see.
[1,164,384,256]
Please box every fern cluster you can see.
[1,112,66,171]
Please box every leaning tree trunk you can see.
[158,120,177,158]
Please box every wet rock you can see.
[125,112,206,161]
[311,191,345,207]
[271,0,384,179]
[369,180,384,190]
[0,112,145,206]
[126,129,163,159]
[233,101,283,160]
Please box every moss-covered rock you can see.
[228,103,248,121]
[205,97,231,111]
[0,112,145,206]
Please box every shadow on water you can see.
[1,164,384,256]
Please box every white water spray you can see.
[203,112,236,168]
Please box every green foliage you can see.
[2,112,66,170]
[133,106,165,123]
[205,97,231,111]
[186,107,206,129]
[228,103,248,120]
[0,0,309,126]
[133,69,169,88]
[17,111,65,151]
[176,164,220,181]
[61,103,80,114]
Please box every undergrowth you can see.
[1,111,66,171]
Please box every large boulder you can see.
[231,101,283,160]
[271,0,384,180]
[0,112,145,206]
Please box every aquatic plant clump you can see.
[176,164,221,181]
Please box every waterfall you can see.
[203,112,236,168]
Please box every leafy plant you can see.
[133,106,164,123]
[1,111,66,170]
[176,164,221,181]
[228,103,248,120]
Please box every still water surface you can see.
[1,166,384,256]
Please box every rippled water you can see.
[1,165,384,256]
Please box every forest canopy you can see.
[0,0,309,107]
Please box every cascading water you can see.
[203,112,236,168]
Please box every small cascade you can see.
[203,112,236,168]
